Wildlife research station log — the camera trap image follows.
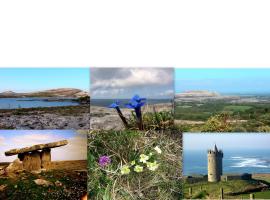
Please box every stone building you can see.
[221,173,252,181]
[207,144,223,182]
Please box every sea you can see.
[184,149,270,175]
[91,98,172,108]
[0,98,79,109]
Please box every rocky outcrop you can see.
[5,159,23,173]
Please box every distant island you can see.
[0,88,89,98]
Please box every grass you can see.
[127,110,174,131]
[236,190,270,199]
[223,105,252,112]
[0,169,87,200]
[88,130,182,200]
[184,179,270,199]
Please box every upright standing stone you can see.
[41,148,51,169]
[23,151,41,171]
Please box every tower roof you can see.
[214,144,218,152]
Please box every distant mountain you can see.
[175,90,220,98]
[0,91,18,97]
[0,88,89,98]
[175,90,242,102]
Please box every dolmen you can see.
[4,140,68,172]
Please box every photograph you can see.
[90,68,174,131]
[0,130,87,200]
[183,133,270,199]
[175,69,270,132]
[0,68,90,129]
[88,130,182,200]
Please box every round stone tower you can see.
[207,144,223,182]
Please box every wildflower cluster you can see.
[120,146,162,175]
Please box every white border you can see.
[0,0,270,68]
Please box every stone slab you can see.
[5,140,68,156]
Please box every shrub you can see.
[201,113,232,132]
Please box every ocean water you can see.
[184,149,270,175]
[0,98,79,109]
[91,98,172,108]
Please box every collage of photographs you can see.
[0,68,270,200]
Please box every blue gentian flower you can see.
[108,100,128,128]
[131,95,146,103]
[108,100,120,108]
[125,100,145,110]
[126,95,146,130]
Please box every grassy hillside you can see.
[184,179,270,199]
[175,101,270,132]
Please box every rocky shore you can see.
[0,105,90,129]
[90,103,173,130]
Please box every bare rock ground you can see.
[0,105,90,129]
[90,103,173,130]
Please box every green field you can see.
[237,190,270,199]
[184,179,270,199]
[175,101,270,132]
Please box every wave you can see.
[230,156,270,168]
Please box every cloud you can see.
[0,136,5,145]
[91,68,174,99]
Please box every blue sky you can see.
[175,68,270,94]
[0,130,87,162]
[184,133,270,151]
[0,68,90,92]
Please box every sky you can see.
[0,68,90,92]
[90,68,174,99]
[184,133,270,151]
[175,68,270,94]
[0,130,87,162]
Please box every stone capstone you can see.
[5,140,68,156]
